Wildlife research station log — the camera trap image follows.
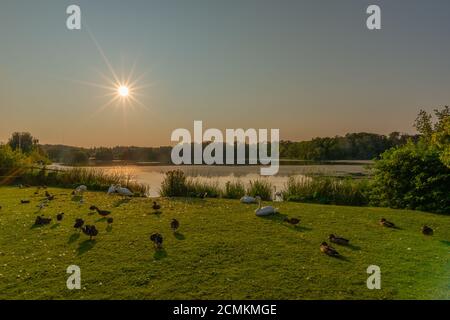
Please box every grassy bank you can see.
[0,186,449,299]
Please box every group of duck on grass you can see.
[240,194,435,258]
[3,184,436,258]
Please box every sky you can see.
[1,0,450,147]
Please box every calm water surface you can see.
[52,164,371,197]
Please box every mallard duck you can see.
[171,219,179,233]
[82,225,99,240]
[90,206,111,217]
[283,217,300,226]
[380,218,396,228]
[34,215,52,226]
[74,218,84,231]
[320,242,339,257]
[152,202,161,211]
[422,225,433,235]
[56,212,64,221]
[329,234,349,245]
[150,233,163,249]
[20,200,30,204]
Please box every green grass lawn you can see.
[0,186,449,300]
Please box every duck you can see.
[329,234,349,245]
[240,195,258,204]
[273,186,283,202]
[115,185,134,197]
[20,200,30,204]
[320,242,339,257]
[90,205,111,217]
[56,212,65,221]
[107,185,117,195]
[74,218,84,231]
[171,219,180,233]
[283,217,300,226]
[34,215,52,226]
[73,185,87,195]
[150,233,163,250]
[379,218,396,228]
[82,225,99,240]
[152,201,161,211]
[422,225,433,235]
[254,196,278,216]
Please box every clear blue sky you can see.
[1,0,450,147]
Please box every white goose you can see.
[255,196,278,216]
[240,195,258,204]
[107,185,117,195]
[74,185,87,195]
[115,185,134,197]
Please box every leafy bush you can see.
[283,176,369,206]
[223,181,246,199]
[370,142,450,213]
[247,179,273,201]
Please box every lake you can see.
[51,162,372,197]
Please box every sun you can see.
[118,85,129,97]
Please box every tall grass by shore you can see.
[159,170,369,205]
[14,167,149,195]
[283,176,369,206]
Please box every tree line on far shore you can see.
[33,131,417,166]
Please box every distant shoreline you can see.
[52,159,374,167]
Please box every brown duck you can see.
[320,242,339,257]
[171,219,180,233]
[329,234,349,245]
[380,218,396,228]
[422,225,433,235]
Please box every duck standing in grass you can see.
[56,212,64,222]
[82,225,99,240]
[380,218,396,228]
[152,201,161,211]
[20,200,30,204]
[422,225,433,235]
[171,219,180,233]
[283,217,300,227]
[150,233,163,250]
[329,234,349,245]
[74,218,84,231]
[254,196,278,216]
[320,242,340,257]
[34,215,52,226]
[90,205,111,217]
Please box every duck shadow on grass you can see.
[50,223,60,230]
[333,255,351,262]
[95,217,107,223]
[113,198,131,208]
[174,232,185,240]
[71,195,83,202]
[106,225,113,232]
[260,213,312,232]
[153,249,167,260]
[345,244,361,251]
[77,239,96,255]
[68,232,80,244]
[440,240,450,247]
